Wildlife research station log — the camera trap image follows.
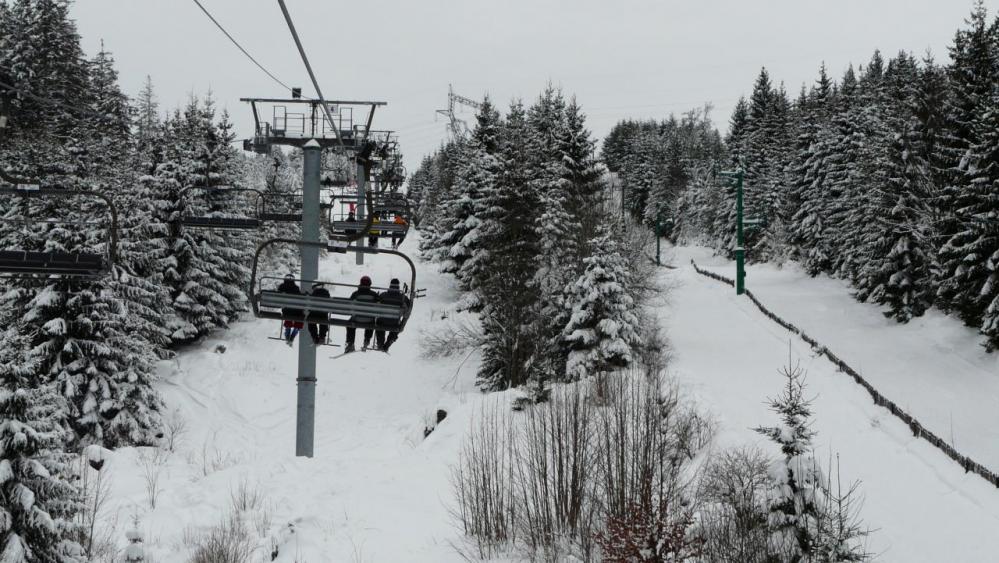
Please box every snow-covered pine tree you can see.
[0,325,86,563]
[857,122,935,322]
[87,46,175,359]
[476,101,541,390]
[935,1,999,320]
[563,222,641,380]
[0,1,164,448]
[754,360,823,559]
[158,95,251,343]
[643,135,686,237]
[133,75,160,157]
[417,139,464,260]
[450,97,502,296]
[528,86,577,382]
[937,90,999,349]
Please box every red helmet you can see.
[360,275,372,286]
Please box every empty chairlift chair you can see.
[0,183,118,278]
[259,192,304,223]
[249,239,418,333]
[178,186,265,230]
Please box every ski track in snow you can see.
[665,245,999,563]
[98,239,999,562]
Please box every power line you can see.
[190,0,298,95]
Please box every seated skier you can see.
[344,275,378,353]
[374,278,412,353]
[277,274,303,346]
[307,281,331,345]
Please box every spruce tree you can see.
[755,361,823,559]
[477,101,541,389]
[563,222,641,380]
[0,326,85,563]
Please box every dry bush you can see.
[74,452,120,562]
[163,409,189,453]
[138,447,170,509]
[513,384,598,561]
[197,435,240,477]
[420,314,484,359]
[451,399,517,559]
[229,478,264,513]
[697,447,784,563]
[185,514,256,563]
[453,373,714,562]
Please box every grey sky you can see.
[70,0,997,173]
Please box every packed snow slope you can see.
[96,237,999,562]
[664,246,999,562]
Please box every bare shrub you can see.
[74,451,120,562]
[513,384,598,560]
[138,447,169,509]
[697,447,783,563]
[633,312,673,376]
[451,399,517,559]
[453,372,712,562]
[185,514,256,563]
[420,314,484,359]
[163,409,189,453]
[198,435,240,477]
[229,478,264,513]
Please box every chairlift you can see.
[259,192,303,223]
[0,182,118,278]
[249,239,418,333]
[178,186,264,230]
[326,193,409,240]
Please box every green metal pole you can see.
[735,170,745,295]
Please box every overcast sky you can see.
[70,0,998,173]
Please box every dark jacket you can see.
[349,286,379,324]
[277,279,302,317]
[377,288,411,329]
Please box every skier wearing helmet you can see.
[344,275,378,353]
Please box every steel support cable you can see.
[190,0,307,97]
[276,0,344,148]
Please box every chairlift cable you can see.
[276,0,344,148]
[190,0,307,98]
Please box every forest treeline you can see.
[408,88,654,395]
[0,1,296,558]
[607,2,999,350]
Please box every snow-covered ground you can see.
[664,245,999,562]
[98,233,494,562]
[691,247,999,471]
[95,239,999,562]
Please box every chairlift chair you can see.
[178,186,264,230]
[326,193,408,239]
[250,239,418,333]
[0,182,118,278]
[259,192,303,223]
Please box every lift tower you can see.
[242,95,385,457]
